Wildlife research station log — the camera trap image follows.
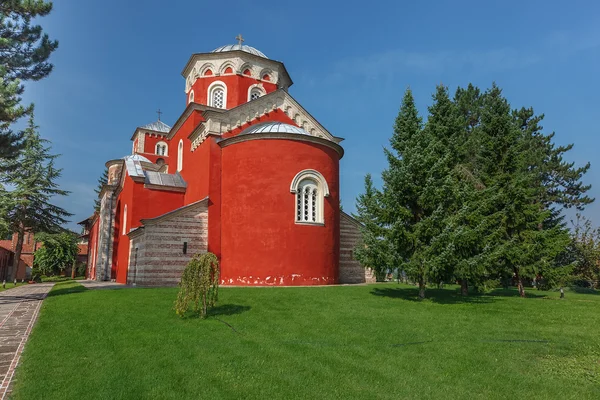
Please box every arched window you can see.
[177,139,183,171]
[155,141,168,156]
[208,81,227,109]
[290,170,330,224]
[248,86,264,101]
[188,90,195,104]
[122,205,128,235]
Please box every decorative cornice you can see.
[181,51,292,91]
[218,132,344,158]
[190,89,342,151]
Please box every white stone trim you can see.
[183,54,287,92]
[290,169,329,225]
[177,139,183,172]
[122,204,127,236]
[155,141,168,156]
[247,83,265,101]
[188,89,195,104]
[207,80,227,109]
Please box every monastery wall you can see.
[127,202,208,286]
[339,212,376,284]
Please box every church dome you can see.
[212,44,267,59]
[240,122,309,135]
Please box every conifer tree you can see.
[0,113,71,280]
[0,1,58,162]
[381,88,438,299]
[468,85,591,296]
[94,168,108,212]
[353,174,390,281]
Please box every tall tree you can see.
[0,113,71,280]
[381,88,441,299]
[0,0,58,162]
[94,168,108,212]
[353,174,390,281]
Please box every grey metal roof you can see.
[239,122,310,136]
[144,171,187,189]
[211,44,267,59]
[123,154,151,178]
[140,120,171,133]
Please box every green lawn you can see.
[11,282,600,399]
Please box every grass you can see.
[11,282,600,399]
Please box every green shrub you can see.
[174,252,220,318]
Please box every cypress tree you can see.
[0,0,58,162]
[0,113,71,280]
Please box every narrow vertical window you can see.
[122,205,127,235]
[177,140,183,172]
[183,242,188,254]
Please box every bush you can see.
[174,252,220,318]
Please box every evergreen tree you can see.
[353,174,390,281]
[381,88,440,299]
[0,113,71,280]
[0,1,58,162]
[94,168,108,212]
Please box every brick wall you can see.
[339,212,376,284]
[128,200,208,286]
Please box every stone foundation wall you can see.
[128,201,208,286]
[339,212,376,284]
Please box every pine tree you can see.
[353,174,390,281]
[0,113,71,280]
[467,85,591,297]
[94,168,108,212]
[0,1,58,162]
[381,88,442,299]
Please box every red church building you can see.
[84,38,374,286]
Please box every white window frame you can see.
[122,204,128,235]
[188,89,195,104]
[207,80,227,109]
[247,84,265,101]
[290,169,330,225]
[177,139,183,172]
[155,141,168,156]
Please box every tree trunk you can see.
[514,268,525,297]
[418,275,426,299]
[71,258,76,279]
[10,228,24,282]
[461,279,468,296]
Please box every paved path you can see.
[0,283,54,399]
[79,280,127,290]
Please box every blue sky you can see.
[24,0,599,230]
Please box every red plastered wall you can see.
[220,138,340,286]
[190,75,278,109]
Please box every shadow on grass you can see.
[569,287,600,295]
[371,286,545,304]
[46,285,89,297]
[180,304,252,320]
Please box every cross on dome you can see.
[235,34,244,46]
[156,108,162,121]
